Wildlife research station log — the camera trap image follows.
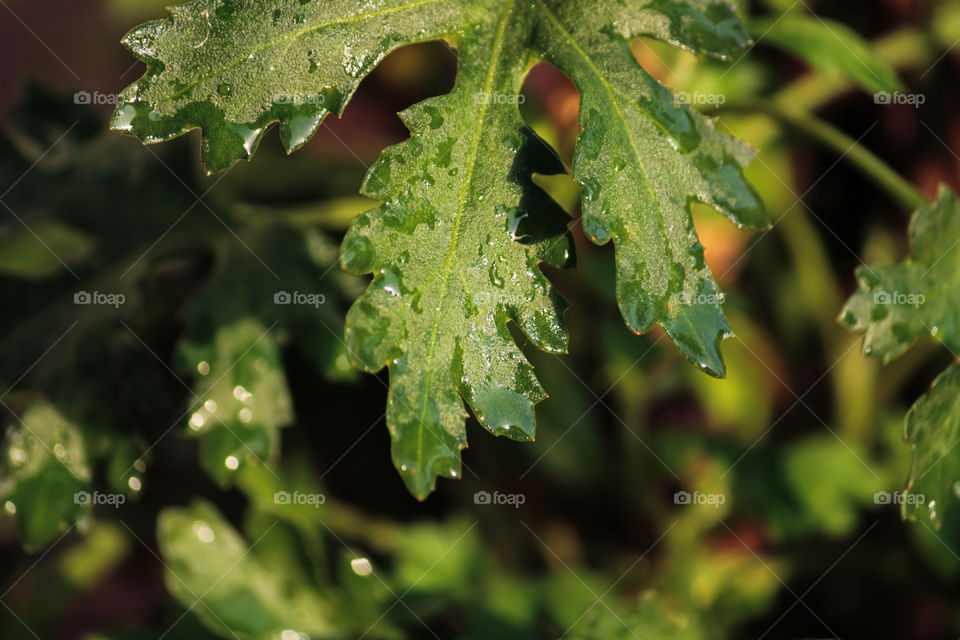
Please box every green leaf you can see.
[114,0,765,497]
[783,435,878,537]
[840,185,960,363]
[180,317,291,484]
[341,6,573,498]
[157,500,335,640]
[902,364,960,527]
[533,0,766,377]
[0,219,94,279]
[752,13,903,94]
[178,223,350,484]
[164,221,356,491]
[566,593,704,640]
[1,402,91,549]
[841,185,960,528]
[110,0,477,173]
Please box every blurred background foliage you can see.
[2,0,960,638]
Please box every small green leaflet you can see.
[114,0,766,497]
[533,0,765,377]
[158,501,336,638]
[1,403,91,550]
[841,185,960,527]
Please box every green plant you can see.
[112,0,772,497]
[4,0,960,638]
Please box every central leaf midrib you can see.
[414,2,515,475]
[158,0,451,104]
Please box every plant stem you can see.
[715,99,928,211]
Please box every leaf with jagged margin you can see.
[841,185,960,363]
[841,185,960,528]
[111,0,480,172]
[114,0,765,497]
[340,4,573,498]
[532,0,767,377]
[0,402,91,549]
[752,13,903,94]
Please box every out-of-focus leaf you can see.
[157,500,335,640]
[783,435,877,537]
[901,365,960,526]
[180,318,290,485]
[179,222,352,484]
[753,13,902,93]
[841,185,960,527]
[392,519,481,599]
[0,220,94,279]
[566,593,704,640]
[0,402,91,549]
[841,185,960,362]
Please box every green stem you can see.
[714,99,928,211]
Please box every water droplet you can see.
[197,361,210,375]
[217,83,232,97]
[489,264,505,288]
[193,521,215,543]
[225,455,240,470]
[128,477,142,491]
[351,557,373,576]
